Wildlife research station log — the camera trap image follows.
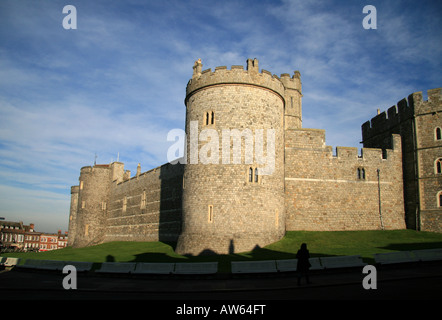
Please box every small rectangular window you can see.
[123,196,127,213]
[436,127,441,141]
[247,167,260,183]
[140,191,146,209]
[357,168,366,180]
[204,111,215,126]
[436,159,442,174]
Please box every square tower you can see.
[362,88,442,232]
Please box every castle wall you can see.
[362,88,441,232]
[69,162,183,248]
[362,97,418,229]
[413,89,442,232]
[285,129,406,231]
[68,59,438,252]
[104,163,183,242]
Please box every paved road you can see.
[1,262,440,316]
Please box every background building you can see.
[0,220,68,252]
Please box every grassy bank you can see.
[3,230,442,272]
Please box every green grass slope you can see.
[3,230,442,270]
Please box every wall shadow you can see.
[235,245,339,262]
[129,241,343,273]
[158,163,184,243]
[377,242,442,251]
[131,252,186,263]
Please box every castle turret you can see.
[280,71,302,129]
[70,164,112,247]
[67,185,79,246]
[176,58,292,255]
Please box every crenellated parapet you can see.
[362,88,441,142]
[279,71,301,94]
[286,128,401,162]
[71,185,79,194]
[186,58,301,105]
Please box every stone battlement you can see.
[286,128,400,161]
[186,58,301,103]
[362,88,441,141]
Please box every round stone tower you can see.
[176,58,290,255]
[71,164,111,247]
[67,185,79,246]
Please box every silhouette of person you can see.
[296,243,311,285]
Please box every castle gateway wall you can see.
[285,129,406,231]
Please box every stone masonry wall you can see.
[285,129,406,231]
[69,162,183,248]
[105,162,183,243]
[413,89,442,232]
[362,88,441,232]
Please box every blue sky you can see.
[0,0,440,233]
